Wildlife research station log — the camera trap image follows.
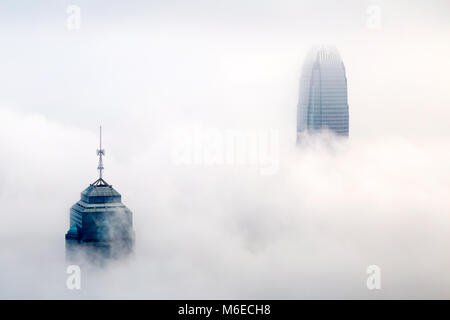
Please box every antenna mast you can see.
[96,126,105,180]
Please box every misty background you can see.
[0,0,449,298]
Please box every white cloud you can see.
[0,107,449,298]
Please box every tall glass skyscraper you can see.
[296,46,349,140]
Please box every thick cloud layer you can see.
[0,107,449,299]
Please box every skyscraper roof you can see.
[80,180,121,204]
[297,45,349,138]
[65,127,134,260]
[308,45,343,65]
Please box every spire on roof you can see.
[94,126,109,186]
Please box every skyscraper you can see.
[296,45,349,141]
[65,127,134,262]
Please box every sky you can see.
[0,0,449,299]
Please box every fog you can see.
[1,108,449,298]
[0,0,449,299]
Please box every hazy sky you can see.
[0,1,449,299]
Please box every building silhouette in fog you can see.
[65,127,134,262]
[296,45,349,141]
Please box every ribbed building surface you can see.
[297,46,349,139]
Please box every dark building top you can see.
[65,127,134,257]
[81,178,121,204]
[66,177,133,243]
[297,45,349,139]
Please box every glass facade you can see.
[65,178,134,262]
[297,46,349,139]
